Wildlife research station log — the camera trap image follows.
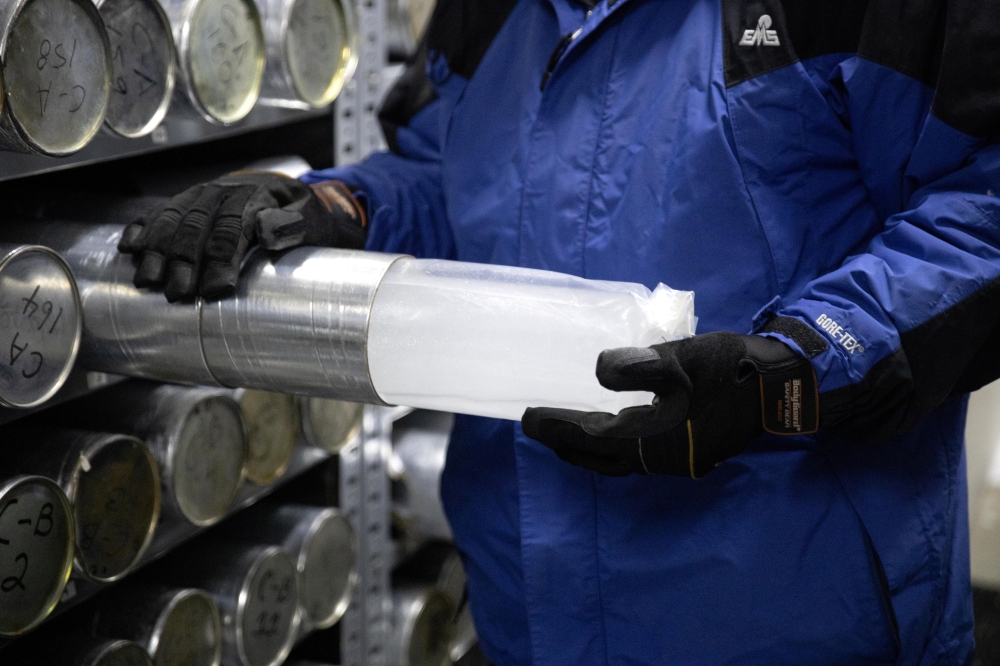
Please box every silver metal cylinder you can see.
[25,636,154,666]
[434,553,477,664]
[33,223,218,387]
[201,245,403,403]
[256,0,358,108]
[71,382,248,527]
[20,223,405,402]
[219,503,356,629]
[91,583,223,666]
[159,541,300,666]
[160,0,266,124]
[450,605,477,664]
[390,411,454,548]
[390,586,456,666]
[300,397,363,453]
[96,0,177,137]
[0,0,112,155]
[0,430,161,582]
[233,389,299,486]
[0,475,75,636]
[0,244,82,409]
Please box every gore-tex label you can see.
[815,314,865,354]
[761,370,819,435]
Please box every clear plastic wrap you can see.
[367,259,696,420]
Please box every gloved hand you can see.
[118,171,367,301]
[521,332,818,478]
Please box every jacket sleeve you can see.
[301,39,456,259]
[756,0,1000,441]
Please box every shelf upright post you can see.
[340,406,392,666]
[335,0,386,167]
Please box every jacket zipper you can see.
[540,26,584,91]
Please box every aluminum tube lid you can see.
[391,586,456,666]
[0,0,112,155]
[0,244,82,409]
[59,432,161,582]
[300,397,362,453]
[0,475,75,636]
[148,588,223,666]
[201,246,405,403]
[161,0,265,124]
[158,389,247,527]
[233,389,299,486]
[97,0,177,137]
[295,507,355,628]
[258,0,358,107]
[93,583,222,666]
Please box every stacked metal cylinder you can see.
[0,362,361,665]
[0,0,358,157]
[388,411,479,666]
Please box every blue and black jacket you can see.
[305,1,1000,663]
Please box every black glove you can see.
[118,171,367,301]
[521,332,818,478]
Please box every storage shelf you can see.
[0,104,329,183]
[0,371,128,427]
[0,437,340,651]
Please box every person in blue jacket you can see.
[119,0,1000,663]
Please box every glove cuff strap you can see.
[759,365,819,435]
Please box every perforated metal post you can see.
[335,0,386,166]
[340,406,392,666]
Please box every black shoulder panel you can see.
[723,0,867,88]
[933,0,1000,138]
[425,0,520,80]
[377,0,519,154]
[725,0,1000,137]
[856,0,945,87]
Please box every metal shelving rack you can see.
[0,0,393,661]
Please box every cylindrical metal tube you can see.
[23,223,403,402]
[450,605,477,664]
[0,244,82,409]
[256,0,358,108]
[390,411,454,547]
[300,398,363,454]
[0,430,160,582]
[96,0,177,137]
[29,223,219,387]
[390,586,456,666]
[160,0,266,124]
[219,503,356,629]
[16,636,154,666]
[0,475,75,636]
[158,540,300,666]
[233,389,299,486]
[65,382,247,527]
[200,245,403,404]
[90,583,222,666]
[0,0,112,155]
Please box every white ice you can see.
[367,259,697,421]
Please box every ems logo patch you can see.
[739,14,780,47]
